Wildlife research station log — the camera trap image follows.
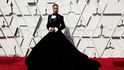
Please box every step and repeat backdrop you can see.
[0,0,124,58]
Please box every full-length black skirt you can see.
[25,31,101,70]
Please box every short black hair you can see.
[52,4,59,7]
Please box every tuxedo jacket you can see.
[46,13,66,31]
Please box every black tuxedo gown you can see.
[25,13,101,70]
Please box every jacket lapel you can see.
[49,15,58,23]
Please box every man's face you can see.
[52,5,58,13]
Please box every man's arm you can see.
[46,15,51,30]
[60,16,66,30]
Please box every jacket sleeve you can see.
[60,16,66,30]
[46,15,51,30]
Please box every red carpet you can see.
[0,57,27,70]
[91,58,124,70]
[0,57,124,70]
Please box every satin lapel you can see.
[49,15,52,23]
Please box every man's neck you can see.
[52,12,58,15]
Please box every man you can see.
[25,4,101,70]
[47,4,66,32]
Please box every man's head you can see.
[52,4,59,14]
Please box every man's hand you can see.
[49,27,58,32]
